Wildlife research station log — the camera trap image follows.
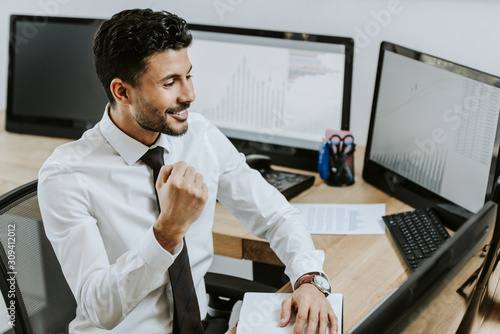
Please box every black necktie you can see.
[141,147,204,334]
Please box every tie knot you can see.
[141,146,165,171]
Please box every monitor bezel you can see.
[362,41,500,230]
[187,23,354,171]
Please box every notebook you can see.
[236,292,343,334]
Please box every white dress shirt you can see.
[38,106,325,333]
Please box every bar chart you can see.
[188,38,345,148]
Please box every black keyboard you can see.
[261,169,315,200]
[382,208,451,272]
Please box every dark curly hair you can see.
[93,8,193,105]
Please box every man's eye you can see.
[164,82,174,87]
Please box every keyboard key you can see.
[392,226,408,245]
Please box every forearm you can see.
[77,233,171,329]
[217,159,325,284]
[56,227,174,330]
[263,206,326,286]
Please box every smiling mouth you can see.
[167,109,187,115]
[166,108,189,121]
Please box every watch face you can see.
[314,275,330,289]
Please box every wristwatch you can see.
[294,272,331,297]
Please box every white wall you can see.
[1,0,500,144]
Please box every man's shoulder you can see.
[42,124,108,171]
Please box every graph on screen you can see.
[372,149,447,194]
[370,51,500,212]
[188,38,345,150]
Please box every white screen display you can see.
[370,51,500,212]
[188,30,346,151]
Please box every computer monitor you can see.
[349,199,499,334]
[362,41,500,230]
[6,15,107,139]
[6,14,354,172]
[187,24,354,171]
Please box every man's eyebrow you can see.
[161,65,193,81]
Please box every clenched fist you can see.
[153,161,208,252]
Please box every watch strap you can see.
[294,274,315,290]
[294,272,331,297]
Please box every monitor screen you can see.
[6,15,107,138]
[363,42,500,230]
[187,24,354,171]
[349,199,498,334]
[6,15,354,171]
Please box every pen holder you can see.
[326,144,355,186]
[318,130,356,187]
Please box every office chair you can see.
[0,180,75,334]
[0,180,276,334]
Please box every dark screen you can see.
[7,16,107,137]
[12,20,106,121]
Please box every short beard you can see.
[135,98,190,137]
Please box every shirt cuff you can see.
[287,250,327,291]
[138,226,183,269]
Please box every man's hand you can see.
[280,284,338,334]
[153,161,208,252]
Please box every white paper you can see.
[236,292,343,334]
[293,203,386,234]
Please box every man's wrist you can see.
[294,272,331,297]
[153,224,183,253]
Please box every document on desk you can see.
[236,292,343,334]
[292,203,386,234]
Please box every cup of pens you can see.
[318,129,356,187]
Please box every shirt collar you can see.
[100,104,171,166]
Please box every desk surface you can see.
[1,110,499,333]
[218,147,500,333]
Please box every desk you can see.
[0,110,499,333]
[220,146,500,333]
[211,150,500,333]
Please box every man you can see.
[38,8,337,334]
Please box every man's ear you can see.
[110,78,132,106]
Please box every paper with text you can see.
[236,292,342,334]
[293,203,386,234]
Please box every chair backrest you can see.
[0,180,76,334]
